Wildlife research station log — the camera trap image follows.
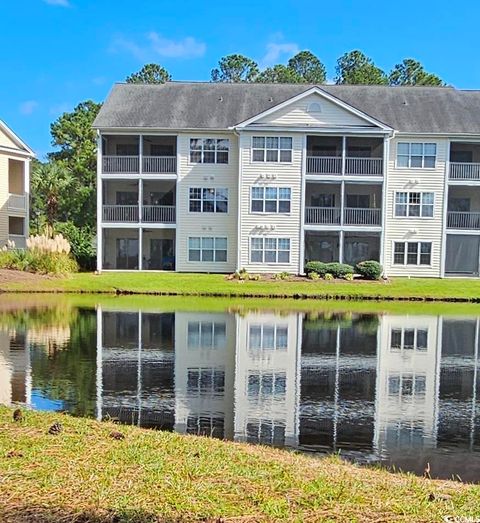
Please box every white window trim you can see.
[187,321,227,350]
[393,191,435,219]
[251,135,294,164]
[250,186,292,215]
[188,187,229,214]
[389,327,429,352]
[392,240,433,267]
[395,142,437,170]
[188,236,228,263]
[189,138,230,165]
[249,236,291,264]
[248,324,289,351]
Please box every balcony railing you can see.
[8,193,27,211]
[306,156,383,175]
[103,156,139,174]
[103,205,139,222]
[143,156,176,174]
[305,206,341,225]
[344,207,382,226]
[447,211,480,229]
[449,162,480,181]
[102,205,176,223]
[306,156,342,175]
[345,157,383,176]
[102,155,177,174]
[142,205,176,223]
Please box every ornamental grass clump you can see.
[0,233,77,275]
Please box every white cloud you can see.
[110,32,206,60]
[43,0,71,6]
[19,100,39,116]
[260,41,300,68]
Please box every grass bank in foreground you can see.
[0,408,479,522]
[0,270,479,301]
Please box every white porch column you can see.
[96,132,103,272]
[339,230,344,263]
[341,136,346,175]
[139,227,143,270]
[139,134,143,176]
[139,178,143,225]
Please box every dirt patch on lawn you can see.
[0,269,55,284]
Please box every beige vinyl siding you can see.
[175,132,238,273]
[238,131,303,273]
[0,128,19,150]
[255,93,375,128]
[383,136,448,277]
[0,153,13,245]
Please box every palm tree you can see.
[31,162,73,231]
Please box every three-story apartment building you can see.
[0,120,33,249]
[93,82,480,277]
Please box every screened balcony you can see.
[304,183,341,225]
[449,143,480,181]
[101,135,177,175]
[344,184,382,226]
[447,186,480,229]
[306,136,384,176]
[8,159,27,213]
[102,180,176,224]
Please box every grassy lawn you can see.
[1,270,480,301]
[0,408,479,522]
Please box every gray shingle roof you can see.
[93,82,480,134]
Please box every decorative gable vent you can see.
[306,102,322,113]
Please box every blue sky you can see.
[2,0,480,158]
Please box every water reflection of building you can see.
[0,329,30,406]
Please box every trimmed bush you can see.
[304,261,328,276]
[356,260,383,280]
[0,249,77,275]
[325,262,354,278]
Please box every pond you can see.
[1,295,480,482]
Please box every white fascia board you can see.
[0,120,35,156]
[0,145,34,158]
[233,86,393,131]
[236,125,392,136]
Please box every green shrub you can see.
[325,262,354,278]
[55,222,96,271]
[324,273,334,280]
[356,260,383,280]
[274,271,291,281]
[304,261,328,276]
[0,248,78,275]
[308,271,320,280]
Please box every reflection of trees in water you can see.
[303,312,379,333]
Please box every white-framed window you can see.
[396,142,437,168]
[250,237,290,264]
[187,321,227,350]
[189,188,228,213]
[246,419,285,445]
[395,192,434,217]
[393,241,432,265]
[247,372,287,399]
[190,138,229,164]
[390,328,428,352]
[188,237,227,262]
[252,136,292,162]
[251,186,291,213]
[248,324,288,351]
[187,368,225,396]
[388,373,426,397]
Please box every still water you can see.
[1,297,480,481]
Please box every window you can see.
[187,368,225,396]
[188,237,227,262]
[307,102,322,113]
[250,237,290,264]
[251,187,291,213]
[246,420,285,446]
[187,321,227,350]
[395,192,434,217]
[248,325,288,351]
[187,415,224,439]
[252,136,292,162]
[397,142,437,168]
[189,188,228,213]
[388,373,426,397]
[390,328,428,352]
[393,242,432,265]
[190,138,229,164]
[247,372,287,399]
